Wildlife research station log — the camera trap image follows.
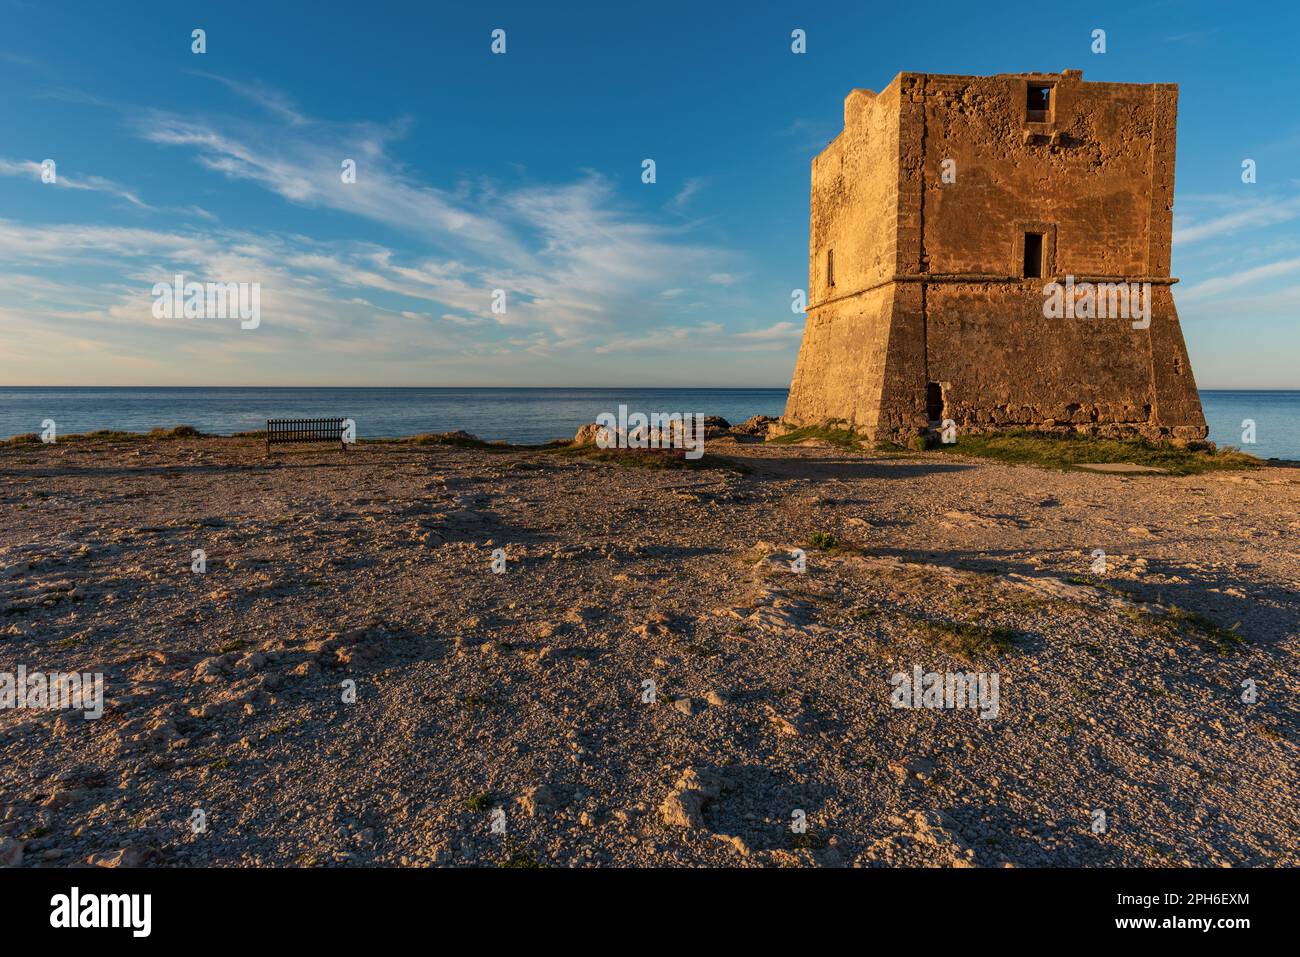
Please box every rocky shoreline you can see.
[1,429,1296,867]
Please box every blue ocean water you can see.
[0,387,789,447]
[1197,390,1300,461]
[0,387,1296,459]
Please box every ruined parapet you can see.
[785,70,1208,445]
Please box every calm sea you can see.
[0,387,1296,460]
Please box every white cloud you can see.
[670,177,705,211]
[0,157,149,208]
[1174,194,1300,245]
[734,321,803,341]
[0,75,795,385]
[1179,256,1300,301]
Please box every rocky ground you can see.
[0,428,1296,868]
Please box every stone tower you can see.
[784,70,1208,444]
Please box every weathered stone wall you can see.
[786,78,902,431]
[784,287,897,432]
[924,282,1160,432]
[913,72,1160,276]
[785,70,1208,444]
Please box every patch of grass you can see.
[915,618,1019,659]
[5,425,206,445]
[808,531,838,549]
[1161,604,1245,654]
[932,430,1262,476]
[147,424,205,439]
[1074,577,1246,654]
[1118,605,1145,624]
[464,792,494,813]
[683,642,718,657]
[405,431,513,451]
[788,829,828,851]
[1250,720,1285,742]
[548,444,748,473]
[367,433,565,452]
[65,430,137,442]
[768,421,865,450]
[497,836,543,868]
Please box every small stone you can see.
[660,790,706,829]
[767,711,800,736]
[88,845,158,868]
[659,766,728,829]
[817,845,844,867]
[715,833,751,856]
[517,785,558,817]
[0,838,22,868]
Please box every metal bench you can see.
[265,417,348,454]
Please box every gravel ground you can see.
[0,432,1296,868]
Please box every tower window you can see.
[1026,84,1052,123]
[827,248,835,287]
[1023,232,1044,278]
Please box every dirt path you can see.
[1,435,1296,868]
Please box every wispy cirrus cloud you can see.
[0,157,149,209]
[0,73,779,384]
[132,105,515,251]
[125,78,739,341]
[1179,256,1300,301]
[0,156,216,219]
[1174,193,1300,245]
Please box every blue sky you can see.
[1,0,1297,387]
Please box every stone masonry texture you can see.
[784,70,1209,444]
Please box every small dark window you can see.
[1027,84,1051,123]
[926,382,944,420]
[1023,232,1044,278]
[827,248,835,287]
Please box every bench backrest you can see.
[266,417,347,444]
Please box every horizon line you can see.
[0,384,795,390]
[1,384,1298,391]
